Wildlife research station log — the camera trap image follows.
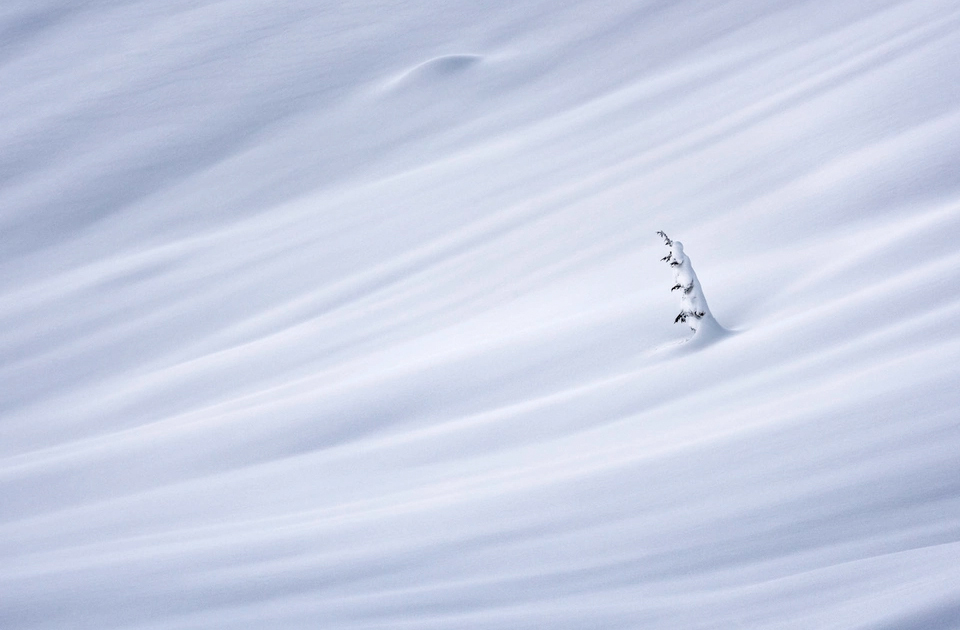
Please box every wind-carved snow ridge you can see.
[658,230,727,345]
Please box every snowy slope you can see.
[3,0,960,628]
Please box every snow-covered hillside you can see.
[3,0,960,627]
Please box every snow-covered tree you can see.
[658,231,718,336]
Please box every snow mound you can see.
[387,54,483,90]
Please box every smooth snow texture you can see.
[2,0,960,628]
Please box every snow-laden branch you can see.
[658,231,719,336]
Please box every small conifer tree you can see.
[657,231,718,335]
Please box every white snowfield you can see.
[2,0,960,628]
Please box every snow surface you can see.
[3,0,960,628]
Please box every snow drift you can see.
[2,0,960,628]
